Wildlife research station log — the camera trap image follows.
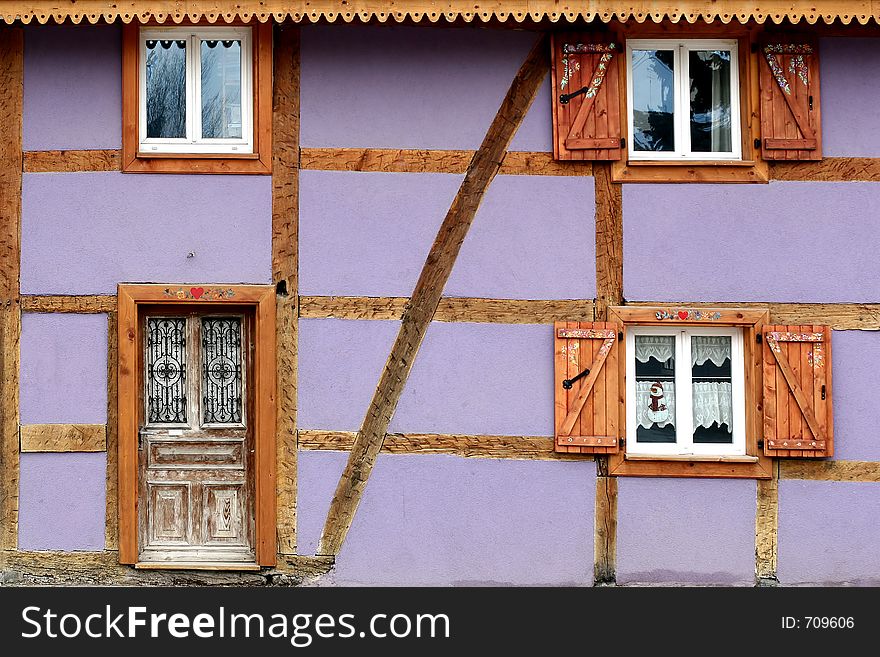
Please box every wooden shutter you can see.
[554,321,621,454]
[551,33,622,161]
[762,325,833,458]
[759,37,822,161]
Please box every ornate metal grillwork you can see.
[147,317,187,424]
[201,317,243,424]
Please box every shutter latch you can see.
[559,85,590,105]
[821,385,826,400]
[563,367,591,389]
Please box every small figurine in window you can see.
[646,381,669,424]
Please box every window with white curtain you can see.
[625,326,746,456]
[626,39,741,161]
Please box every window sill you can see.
[122,153,271,175]
[625,159,757,168]
[626,453,760,463]
[136,151,261,160]
[611,157,769,183]
[135,562,261,571]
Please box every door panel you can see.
[138,312,254,565]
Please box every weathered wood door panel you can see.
[138,312,255,565]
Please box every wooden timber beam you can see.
[299,296,594,323]
[0,27,23,551]
[23,149,120,173]
[19,424,106,452]
[272,24,300,556]
[317,34,550,556]
[21,294,116,313]
[593,162,624,585]
[299,430,583,461]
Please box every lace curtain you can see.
[635,381,733,429]
[634,335,731,366]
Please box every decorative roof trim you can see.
[1,2,880,26]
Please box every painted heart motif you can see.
[678,311,689,320]
[191,287,205,299]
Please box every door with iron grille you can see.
[138,310,255,566]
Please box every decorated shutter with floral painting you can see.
[759,37,821,161]
[551,34,622,161]
[555,321,621,454]
[762,325,833,458]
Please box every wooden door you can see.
[138,310,256,566]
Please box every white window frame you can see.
[626,38,742,161]
[625,325,746,457]
[139,27,253,155]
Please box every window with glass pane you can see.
[627,39,741,161]
[140,28,252,154]
[626,327,745,456]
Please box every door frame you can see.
[117,284,276,567]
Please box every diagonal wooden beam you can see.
[318,34,550,556]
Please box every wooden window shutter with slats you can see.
[759,37,822,160]
[551,33,622,161]
[554,321,621,454]
[762,325,833,458]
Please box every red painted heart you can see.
[678,311,689,320]
[191,287,205,299]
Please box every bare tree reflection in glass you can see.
[146,39,187,139]
[631,49,675,152]
[201,40,242,139]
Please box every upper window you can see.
[626,39,741,161]
[625,326,745,457]
[140,28,253,155]
[122,23,271,174]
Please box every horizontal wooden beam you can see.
[301,148,592,176]
[780,460,880,482]
[299,296,594,323]
[23,149,120,173]
[627,301,880,331]
[22,149,880,184]
[21,295,116,313]
[0,550,333,585]
[769,158,880,182]
[299,429,585,461]
[20,424,106,452]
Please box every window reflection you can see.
[201,40,242,140]
[689,50,733,153]
[145,39,187,139]
[631,49,675,152]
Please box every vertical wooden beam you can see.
[105,311,119,550]
[593,162,623,583]
[755,460,779,585]
[594,163,623,319]
[318,35,550,556]
[0,27,23,550]
[594,474,617,584]
[272,25,300,556]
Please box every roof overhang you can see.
[1,1,878,26]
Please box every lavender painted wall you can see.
[301,25,551,152]
[19,453,106,551]
[624,182,880,303]
[778,481,880,585]
[831,332,880,461]
[617,478,756,585]
[300,171,595,299]
[21,172,272,295]
[23,24,122,151]
[299,319,554,436]
[20,314,107,424]
[298,451,594,585]
[820,38,880,157]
